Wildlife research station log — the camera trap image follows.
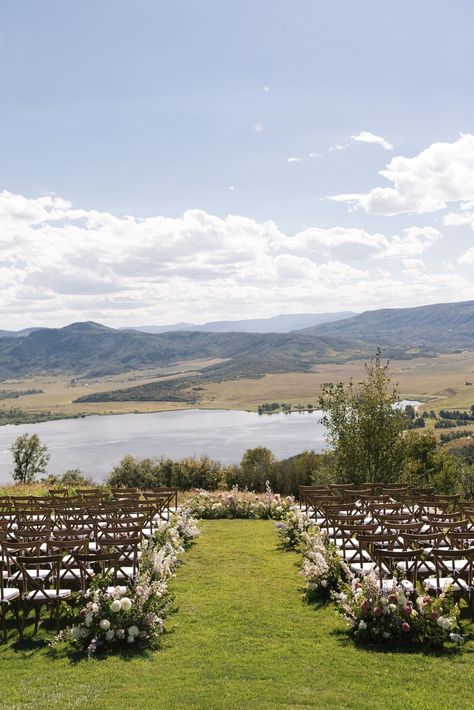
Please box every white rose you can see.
[105,629,114,641]
[85,614,93,627]
[99,619,111,631]
[110,600,122,613]
[116,628,125,640]
[358,621,367,630]
[128,625,139,638]
[91,603,99,613]
[121,597,132,611]
[127,635,135,643]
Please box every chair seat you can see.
[106,585,127,594]
[0,587,20,603]
[25,588,71,601]
[382,579,414,593]
[9,568,50,582]
[349,561,375,575]
[423,576,470,592]
[60,568,93,581]
[116,566,137,580]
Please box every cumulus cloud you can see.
[331,133,474,215]
[0,189,471,328]
[351,131,394,151]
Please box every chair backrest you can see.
[430,547,474,594]
[376,548,423,587]
[73,551,119,591]
[15,554,63,600]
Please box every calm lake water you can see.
[0,409,328,484]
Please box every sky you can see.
[1,1,474,329]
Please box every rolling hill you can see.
[0,320,377,383]
[299,300,474,349]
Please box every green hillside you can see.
[299,300,474,349]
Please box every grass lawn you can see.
[1,520,473,709]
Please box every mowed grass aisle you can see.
[1,520,474,709]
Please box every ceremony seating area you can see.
[299,483,474,613]
[0,487,178,641]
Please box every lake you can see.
[0,409,328,484]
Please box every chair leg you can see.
[34,605,41,635]
[1,604,6,644]
[19,601,29,641]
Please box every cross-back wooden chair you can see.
[375,548,423,597]
[73,551,121,593]
[424,548,474,612]
[13,553,71,638]
[353,532,399,577]
[0,548,20,643]
[48,538,90,587]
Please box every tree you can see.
[10,433,50,484]
[319,352,406,484]
[240,447,277,491]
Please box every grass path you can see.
[1,520,474,709]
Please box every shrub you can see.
[334,572,463,649]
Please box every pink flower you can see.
[373,607,383,617]
[360,599,371,611]
[403,604,413,616]
[387,594,397,604]
[401,622,410,633]
[430,610,439,620]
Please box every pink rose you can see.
[373,607,383,617]
[401,622,410,633]
[430,610,439,620]
[403,604,413,616]
[360,599,371,611]
[387,594,397,604]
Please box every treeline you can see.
[0,388,43,400]
[107,433,474,499]
[107,448,328,497]
[257,402,315,414]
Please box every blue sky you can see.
[1,1,474,328]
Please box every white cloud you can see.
[0,189,471,329]
[331,133,474,215]
[263,86,270,93]
[308,152,321,158]
[287,157,302,163]
[351,131,394,151]
[253,122,264,132]
[227,186,237,191]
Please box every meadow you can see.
[0,352,473,426]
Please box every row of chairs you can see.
[299,484,474,613]
[0,488,177,642]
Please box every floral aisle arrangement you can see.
[185,485,294,520]
[275,506,349,598]
[333,572,463,649]
[61,508,200,657]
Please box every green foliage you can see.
[107,454,229,490]
[319,353,406,484]
[10,433,50,484]
[42,468,93,487]
[238,447,277,491]
[402,431,466,495]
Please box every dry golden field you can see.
[1,352,473,421]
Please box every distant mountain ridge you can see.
[125,312,356,334]
[0,320,377,381]
[300,300,474,349]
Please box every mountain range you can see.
[126,311,356,334]
[303,300,474,349]
[0,300,473,396]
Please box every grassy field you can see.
[1,520,473,709]
[1,352,474,423]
